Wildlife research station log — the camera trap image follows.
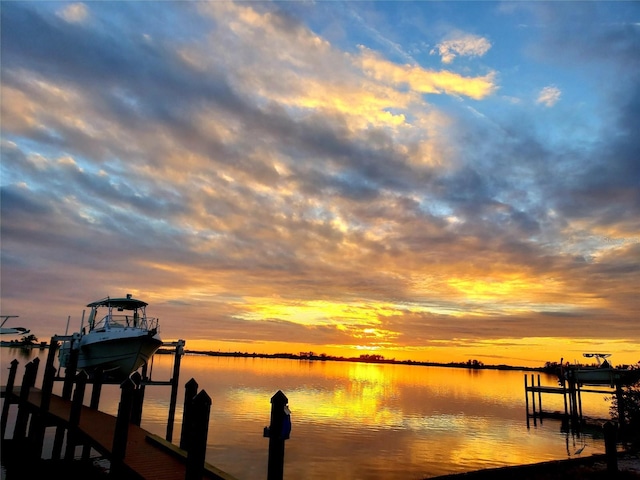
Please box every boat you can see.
[0,315,30,336]
[58,294,163,380]
[560,353,640,387]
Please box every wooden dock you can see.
[1,386,237,480]
[523,372,617,429]
[0,337,241,480]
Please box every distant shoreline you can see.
[0,341,552,373]
[160,347,551,373]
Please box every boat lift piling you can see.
[524,372,621,430]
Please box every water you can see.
[0,347,614,480]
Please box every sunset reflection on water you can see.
[1,348,614,480]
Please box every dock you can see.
[523,372,619,429]
[0,337,240,480]
[1,385,236,480]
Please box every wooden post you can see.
[567,374,578,421]
[111,377,136,477]
[524,375,530,428]
[90,368,104,410]
[185,390,212,480]
[44,336,59,374]
[82,367,104,460]
[52,340,79,460]
[130,372,144,426]
[61,338,80,400]
[166,339,185,442]
[577,382,583,421]
[603,421,618,473]
[14,358,39,440]
[530,374,537,425]
[65,371,88,460]
[180,378,199,451]
[265,390,290,480]
[0,359,18,437]
[536,374,543,420]
[28,363,57,458]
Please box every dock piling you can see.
[265,390,290,480]
[111,376,137,477]
[180,378,199,451]
[0,359,18,437]
[14,358,39,440]
[185,390,212,480]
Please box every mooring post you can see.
[14,358,40,440]
[65,370,88,460]
[536,374,543,421]
[90,368,104,410]
[0,359,19,437]
[28,363,57,458]
[567,374,578,420]
[61,337,80,400]
[524,375,530,428]
[264,390,291,480]
[166,339,185,442]
[530,374,537,425]
[577,382,583,421]
[603,421,618,473]
[130,372,144,426]
[52,339,80,460]
[180,378,199,451]
[111,376,137,477]
[185,390,212,480]
[45,336,59,372]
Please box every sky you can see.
[1,1,639,368]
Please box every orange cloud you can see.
[359,48,497,100]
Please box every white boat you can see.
[0,315,30,336]
[562,353,640,387]
[58,294,162,380]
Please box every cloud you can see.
[536,85,561,107]
[1,1,638,365]
[431,33,492,64]
[57,3,89,24]
[359,48,497,100]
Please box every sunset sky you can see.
[1,1,639,368]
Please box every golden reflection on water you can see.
[1,349,615,480]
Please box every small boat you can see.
[58,294,162,380]
[560,353,640,387]
[0,315,30,336]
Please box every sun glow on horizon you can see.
[235,299,402,326]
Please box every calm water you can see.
[0,347,614,480]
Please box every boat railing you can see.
[93,314,159,331]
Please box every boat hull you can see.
[571,368,640,387]
[61,330,162,380]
